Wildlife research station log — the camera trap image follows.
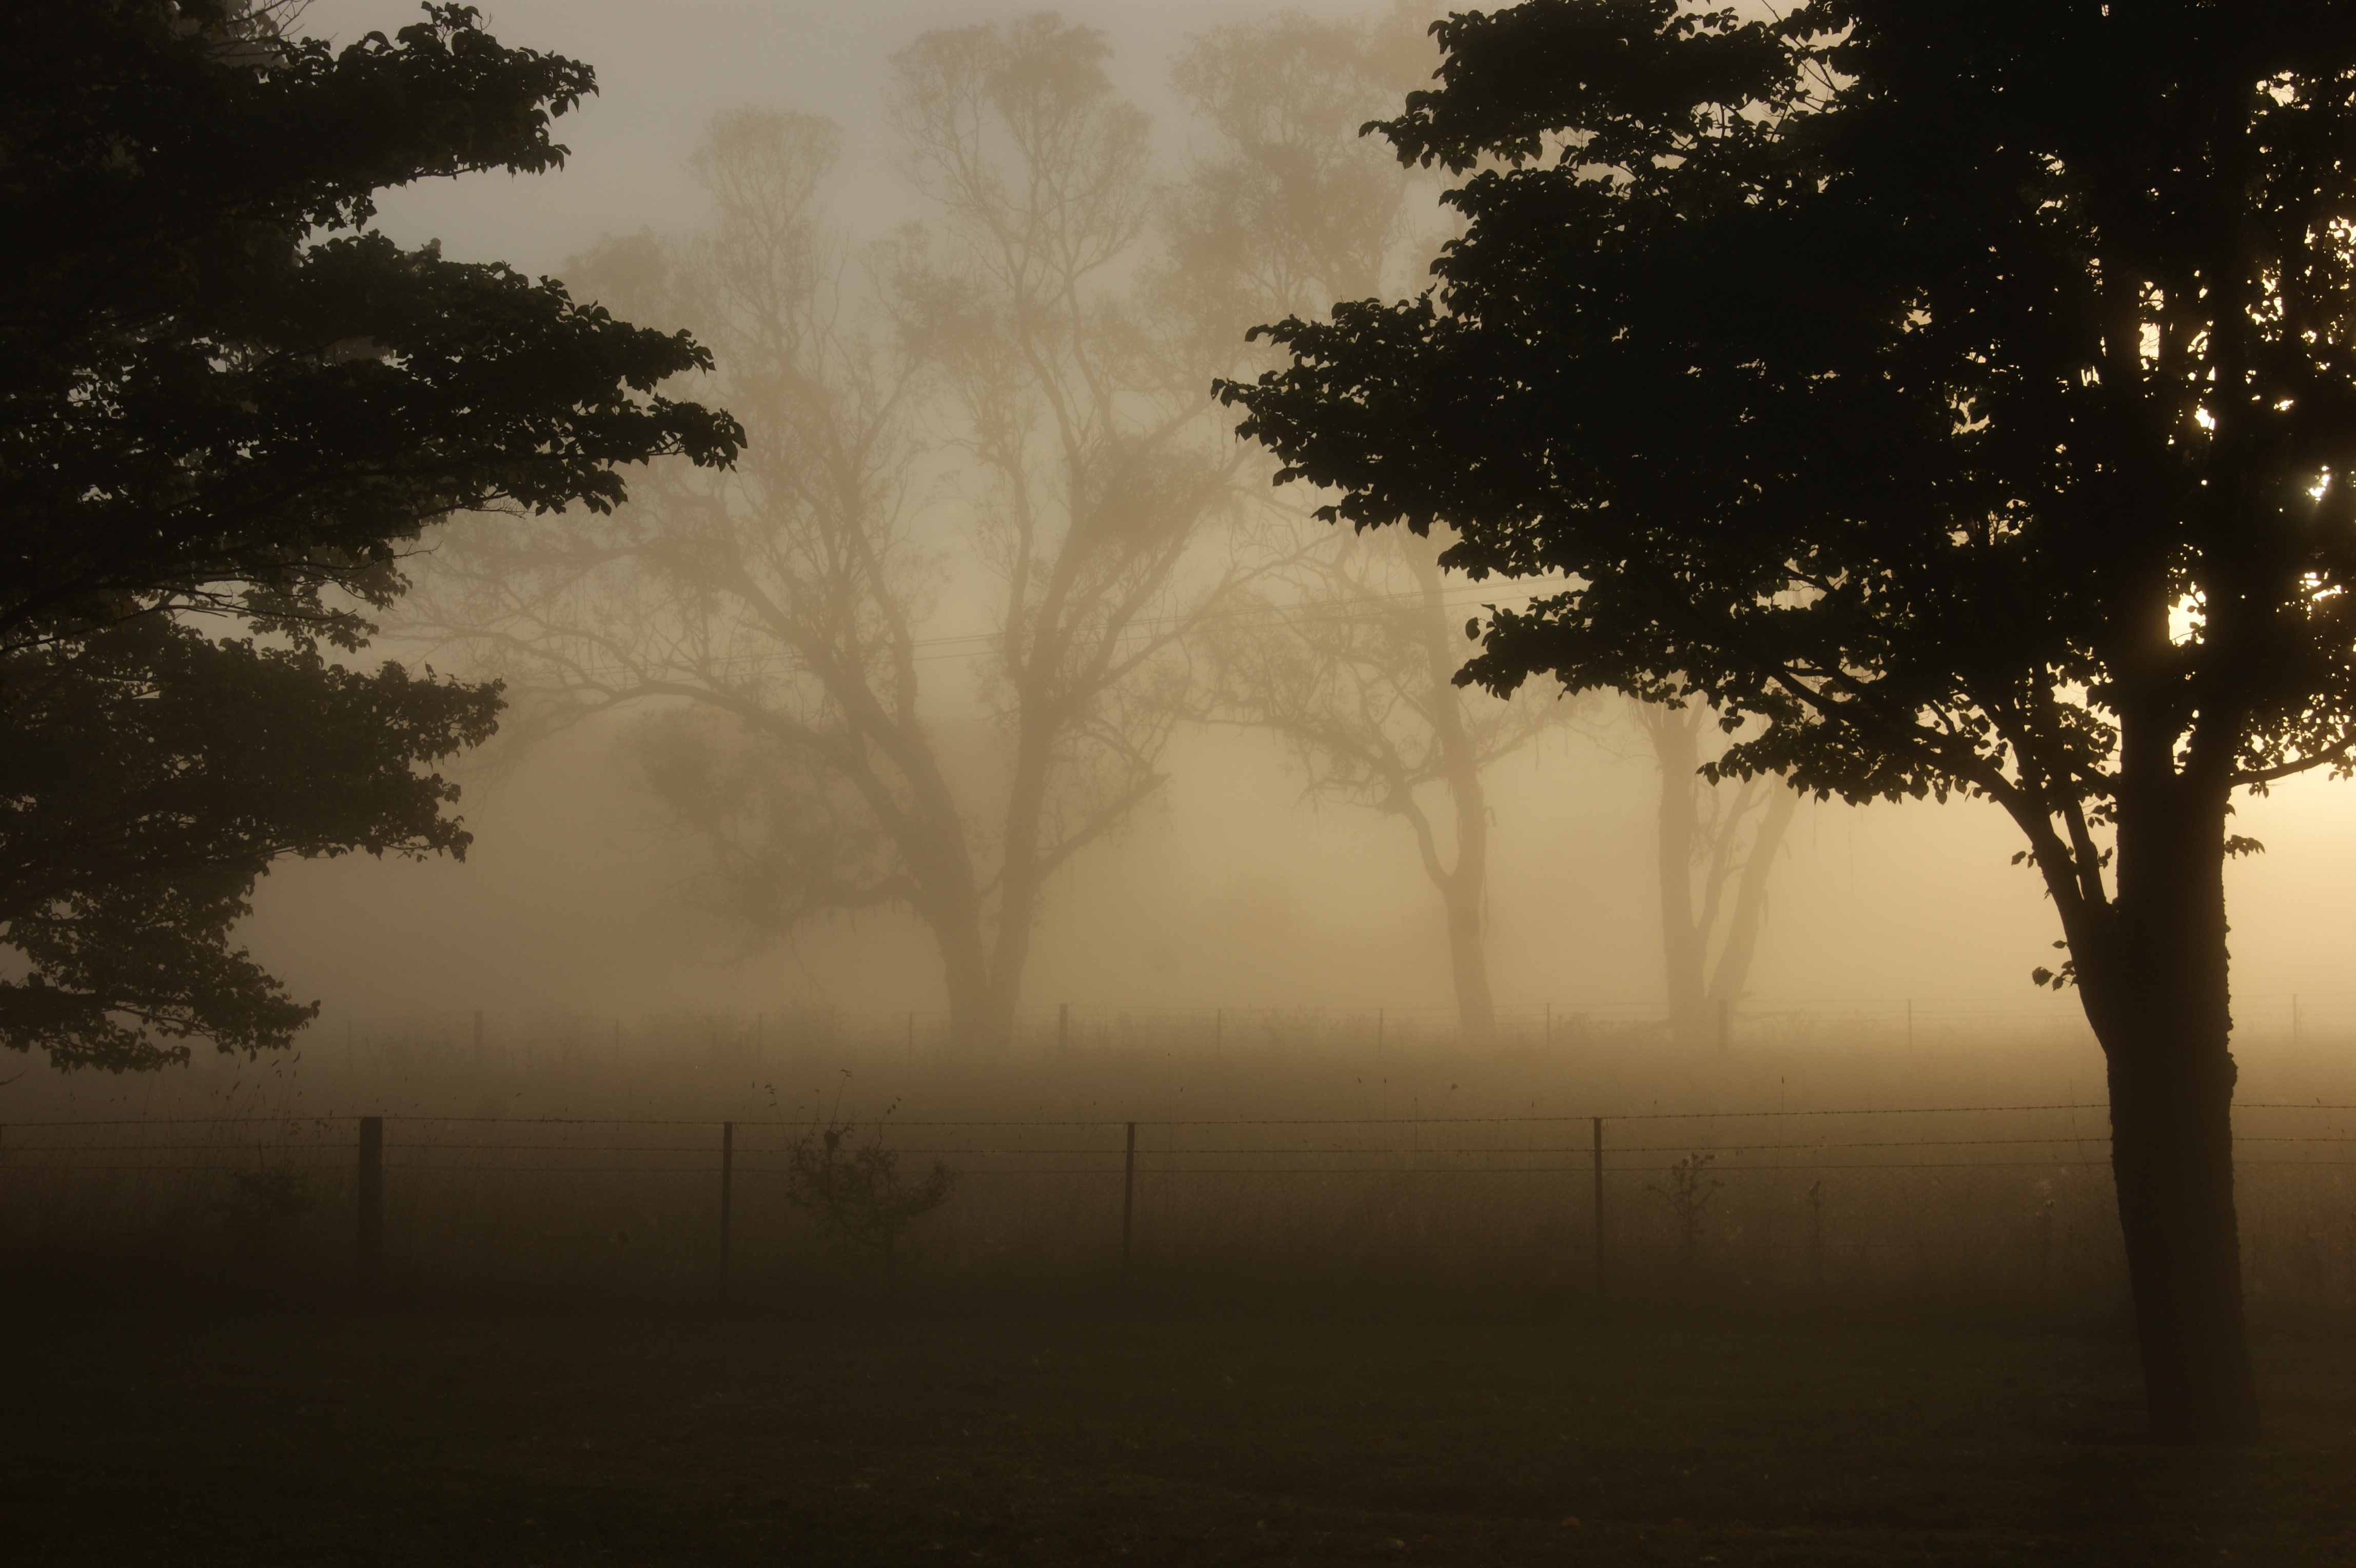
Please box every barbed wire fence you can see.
[6,1100,2351,1324]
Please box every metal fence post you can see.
[718,1121,735,1302]
[1120,1121,1137,1297]
[1591,1115,1605,1312]
[357,1116,383,1295]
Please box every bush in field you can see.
[784,1119,954,1284]
[1647,1153,1722,1267]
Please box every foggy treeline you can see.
[388,6,1799,1050]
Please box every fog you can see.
[26,11,2356,1556]
[231,0,2356,1038]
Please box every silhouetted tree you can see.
[0,2,737,1069]
[423,17,1266,1049]
[1224,0,2356,1441]
[1639,701,1797,1051]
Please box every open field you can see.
[7,1314,2353,1566]
[8,1016,2353,1328]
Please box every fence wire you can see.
[5,1101,2353,1325]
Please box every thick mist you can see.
[230,0,2356,1044]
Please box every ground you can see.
[7,1315,2350,1565]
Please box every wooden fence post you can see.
[1591,1115,1605,1313]
[1120,1121,1137,1298]
[718,1121,735,1303]
[357,1116,383,1295]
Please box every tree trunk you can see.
[2073,773,2259,1442]
[928,907,1000,1053]
[1647,706,1711,1050]
[1442,869,1496,1047]
[1706,783,1797,1010]
[1407,541,1498,1047]
[2099,993,2257,1440]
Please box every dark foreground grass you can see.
[6,1313,2350,1566]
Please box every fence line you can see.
[7,1100,2350,1322]
[13,1101,2356,1130]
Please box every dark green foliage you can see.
[0,623,501,1068]
[0,2,741,1069]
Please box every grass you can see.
[7,1313,2352,1565]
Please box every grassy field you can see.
[8,1314,2351,1566]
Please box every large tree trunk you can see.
[930,912,1001,1052]
[2071,772,2259,1442]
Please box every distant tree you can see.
[1176,8,1579,1043]
[421,17,1268,1049]
[1165,3,1440,323]
[1197,530,1570,1044]
[1638,701,1797,1052]
[1223,0,2356,1441]
[0,2,738,1069]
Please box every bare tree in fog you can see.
[422,18,1266,1049]
[1173,7,1573,1043]
[1196,530,1568,1044]
[1640,701,1797,1051]
[1163,3,1439,325]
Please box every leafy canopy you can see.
[1,2,741,1068]
[1224,0,2356,967]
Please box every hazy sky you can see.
[251,2,2356,1034]
[306,0,1407,273]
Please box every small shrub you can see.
[784,1116,955,1285]
[1647,1152,1722,1264]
